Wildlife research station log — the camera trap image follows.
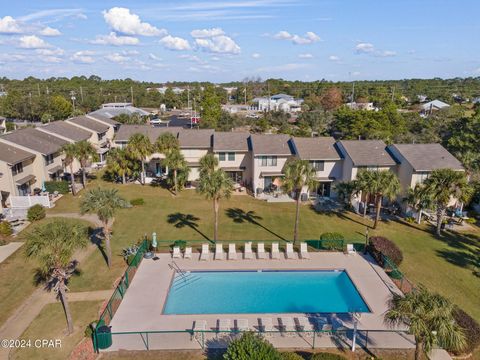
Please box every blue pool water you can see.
[163,270,369,314]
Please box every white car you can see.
[150,118,162,125]
[246,113,260,119]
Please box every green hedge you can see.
[45,180,69,194]
[310,353,347,360]
[27,204,46,222]
[0,221,13,237]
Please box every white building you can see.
[251,94,303,113]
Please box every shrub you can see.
[0,221,13,237]
[223,331,282,360]
[0,238,6,246]
[368,236,403,267]
[130,198,144,206]
[319,232,344,250]
[280,352,304,360]
[84,321,97,338]
[27,204,46,222]
[310,353,347,360]
[173,240,187,251]
[44,180,70,194]
[404,216,415,223]
[450,308,480,355]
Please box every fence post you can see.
[202,331,205,349]
[146,332,149,350]
[125,270,129,288]
[312,330,316,349]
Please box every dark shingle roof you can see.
[390,143,463,171]
[250,134,292,156]
[178,129,213,148]
[213,132,250,152]
[338,140,396,166]
[67,116,109,133]
[292,137,341,160]
[86,113,120,126]
[114,125,178,143]
[1,128,68,155]
[41,121,91,142]
[0,142,35,165]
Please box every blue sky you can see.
[0,0,479,82]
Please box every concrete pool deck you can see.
[106,251,414,351]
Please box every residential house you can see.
[250,134,293,196]
[0,142,36,207]
[252,94,303,113]
[0,117,6,134]
[291,137,342,198]
[420,100,450,115]
[0,128,69,185]
[387,143,464,210]
[213,132,251,186]
[87,113,121,133]
[178,129,214,181]
[345,102,376,111]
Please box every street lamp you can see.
[364,226,369,254]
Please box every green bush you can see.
[27,204,46,222]
[280,352,304,360]
[450,308,480,355]
[223,331,282,360]
[368,236,403,266]
[173,240,187,251]
[465,217,476,224]
[0,221,13,237]
[404,216,416,223]
[310,353,347,360]
[130,198,145,206]
[84,321,97,338]
[319,232,344,250]
[0,237,7,246]
[44,180,70,194]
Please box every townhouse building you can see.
[178,129,214,181]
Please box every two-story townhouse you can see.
[250,134,293,197]
[291,137,343,199]
[178,129,214,181]
[212,132,251,186]
[387,143,464,210]
[0,142,36,207]
[65,116,111,163]
[0,128,69,185]
[86,113,121,134]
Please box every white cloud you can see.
[18,35,51,49]
[273,30,321,45]
[159,35,191,50]
[190,27,225,38]
[72,50,95,64]
[40,56,62,63]
[39,26,61,36]
[103,7,166,36]
[195,35,240,54]
[355,42,375,54]
[252,53,261,58]
[378,50,396,57]
[149,53,162,61]
[122,49,139,55]
[36,48,64,56]
[256,63,307,72]
[91,32,139,46]
[105,53,129,63]
[298,53,313,59]
[329,55,340,61]
[0,16,22,34]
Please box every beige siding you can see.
[252,155,290,195]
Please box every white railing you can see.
[10,195,51,209]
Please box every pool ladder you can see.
[169,261,190,282]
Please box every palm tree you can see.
[106,148,131,184]
[356,170,375,217]
[163,148,187,195]
[197,169,234,242]
[25,219,88,334]
[75,140,98,188]
[80,187,128,268]
[199,153,218,176]
[421,169,472,236]
[281,159,316,244]
[62,143,77,196]
[334,180,358,206]
[404,184,435,224]
[367,170,401,229]
[127,133,152,185]
[155,132,179,154]
[385,286,466,360]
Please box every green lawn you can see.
[11,301,101,360]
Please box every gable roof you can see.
[213,132,250,152]
[178,129,214,148]
[250,134,292,156]
[421,100,450,111]
[114,125,178,143]
[67,116,109,133]
[338,140,396,166]
[86,113,120,126]
[0,142,35,165]
[40,121,91,142]
[89,106,150,119]
[389,143,463,171]
[292,137,341,160]
[1,128,68,155]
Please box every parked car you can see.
[150,118,162,125]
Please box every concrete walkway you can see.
[429,349,452,360]
[0,242,24,264]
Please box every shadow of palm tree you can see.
[167,212,212,243]
[88,227,109,266]
[225,208,287,241]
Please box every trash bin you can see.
[96,325,112,349]
[300,193,308,202]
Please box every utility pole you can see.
[267,81,271,112]
[37,83,40,96]
[351,82,355,103]
[80,86,84,103]
[187,86,191,114]
[46,86,49,95]
[130,86,134,106]
[391,86,395,102]
[70,90,76,112]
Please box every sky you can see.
[0,0,479,83]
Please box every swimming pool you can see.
[163,270,369,315]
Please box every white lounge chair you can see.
[218,319,231,332]
[235,319,249,332]
[259,318,274,337]
[300,242,310,260]
[200,244,210,261]
[192,320,207,341]
[184,247,192,259]
[271,242,281,260]
[257,243,267,259]
[244,242,254,260]
[215,243,225,260]
[285,243,296,259]
[228,243,237,260]
[172,246,181,258]
[296,316,314,332]
[346,243,357,255]
[280,317,296,337]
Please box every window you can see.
[227,152,235,161]
[12,162,23,176]
[45,154,54,165]
[310,160,324,171]
[219,152,226,161]
[260,156,277,166]
[416,172,430,184]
